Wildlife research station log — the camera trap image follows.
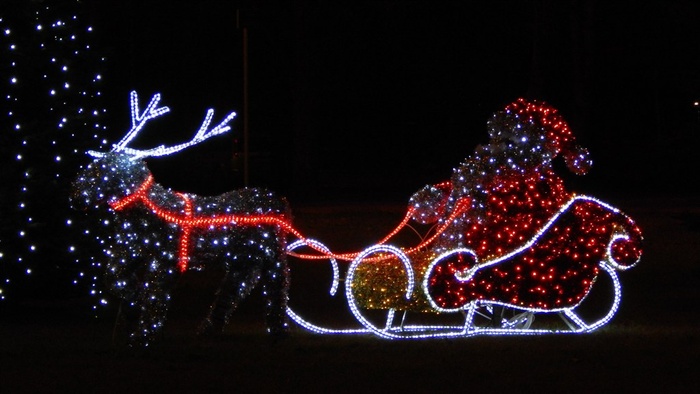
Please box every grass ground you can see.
[1,197,699,393]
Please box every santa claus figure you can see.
[409,98,593,260]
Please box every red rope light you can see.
[108,177,469,271]
[177,192,193,273]
[109,175,155,211]
[286,197,472,262]
[109,177,297,272]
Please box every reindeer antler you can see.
[123,108,237,159]
[118,91,171,151]
[88,91,236,159]
[88,91,170,158]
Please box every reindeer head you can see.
[70,91,236,211]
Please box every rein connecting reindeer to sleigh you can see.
[72,92,642,345]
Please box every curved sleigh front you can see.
[424,196,643,313]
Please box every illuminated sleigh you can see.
[286,194,642,339]
[286,99,643,339]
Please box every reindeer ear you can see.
[87,150,106,158]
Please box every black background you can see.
[92,0,700,203]
[1,5,698,390]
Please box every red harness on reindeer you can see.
[109,175,474,273]
[109,175,297,272]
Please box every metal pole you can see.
[236,9,249,187]
[242,25,249,186]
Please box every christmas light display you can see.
[74,94,642,344]
[0,1,107,301]
[284,98,643,339]
[71,92,291,346]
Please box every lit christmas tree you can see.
[0,0,107,301]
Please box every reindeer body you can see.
[71,93,291,346]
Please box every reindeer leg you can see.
[261,252,290,336]
[128,263,177,347]
[199,266,261,335]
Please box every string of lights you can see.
[71,91,642,343]
[0,0,107,301]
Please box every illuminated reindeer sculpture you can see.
[71,92,292,346]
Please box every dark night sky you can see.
[92,1,700,203]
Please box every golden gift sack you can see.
[350,250,438,313]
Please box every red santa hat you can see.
[504,98,592,175]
